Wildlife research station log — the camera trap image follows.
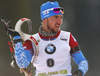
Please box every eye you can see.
[54,16,58,19]
[60,16,63,19]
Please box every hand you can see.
[72,70,83,76]
[20,68,32,76]
[5,26,20,37]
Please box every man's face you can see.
[44,15,63,33]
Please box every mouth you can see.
[55,25,60,28]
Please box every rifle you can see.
[1,17,39,76]
[1,17,16,68]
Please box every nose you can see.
[57,18,62,25]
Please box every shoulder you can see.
[23,40,33,50]
[31,33,40,43]
[60,30,71,37]
[61,30,70,34]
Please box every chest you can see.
[37,36,71,60]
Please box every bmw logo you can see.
[45,44,56,54]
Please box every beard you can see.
[47,19,60,33]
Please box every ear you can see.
[43,19,45,21]
[43,19,47,23]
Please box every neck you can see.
[39,25,58,37]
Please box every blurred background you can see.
[0,0,100,76]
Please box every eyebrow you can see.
[54,15,63,18]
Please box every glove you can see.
[15,42,33,68]
[72,69,83,76]
[5,26,20,37]
[5,26,22,44]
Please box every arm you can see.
[69,33,88,76]
[3,17,33,76]
[71,50,88,76]
[14,36,34,68]
[5,26,34,68]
